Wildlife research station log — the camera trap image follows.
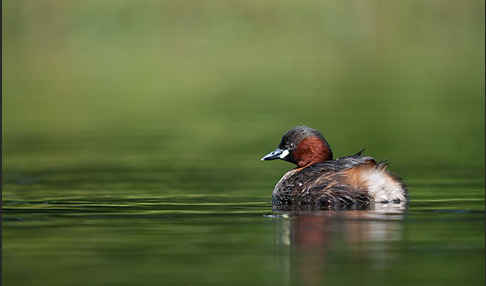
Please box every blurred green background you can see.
[3,0,485,190]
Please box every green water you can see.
[3,206,485,286]
[3,1,485,285]
[2,185,485,286]
[3,148,484,286]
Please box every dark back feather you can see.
[272,152,375,210]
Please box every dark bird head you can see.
[261,126,333,168]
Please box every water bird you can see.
[261,126,407,210]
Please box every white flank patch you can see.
[279,149,290,159]
[360,168,406,203]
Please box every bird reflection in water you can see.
[273,203,406,286]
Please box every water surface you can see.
[3,165,484,286]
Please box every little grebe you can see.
[261,126,407,210]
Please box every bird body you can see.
[261,126,407,210]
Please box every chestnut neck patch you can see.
[292,136,333,168]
